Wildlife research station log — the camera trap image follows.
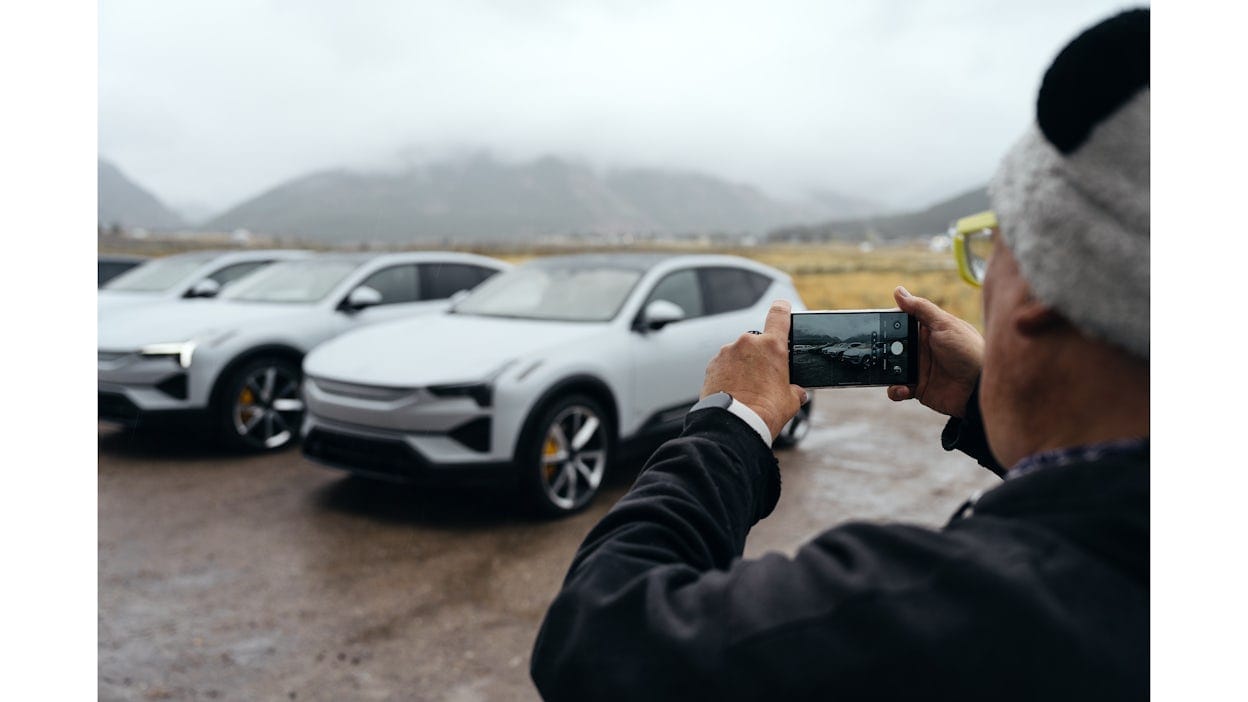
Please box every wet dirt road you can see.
[99,388,1000,701]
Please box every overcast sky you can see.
[99,0,1140,215]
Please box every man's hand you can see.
[701,299,808,441]
[887,286,984,418]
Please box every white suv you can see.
[98,251,510,450]
[301,253,811,516]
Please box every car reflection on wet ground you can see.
[98,388,999,701]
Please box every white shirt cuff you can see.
[726,400,773,448]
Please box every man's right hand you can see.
[887,287,983,418]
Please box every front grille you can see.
[303,429,422,479]
[98,391,141,423]
[309,377,412,402]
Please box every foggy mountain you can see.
[204,154,884,244]
[769,186,991,243]
[98,159,185,231]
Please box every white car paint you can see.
[300,253,808,512]
[98,251,511,450]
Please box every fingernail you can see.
[897,286,911,298]
[801,390,810,405]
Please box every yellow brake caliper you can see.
[239,387,256,420]
[544,437,560,480]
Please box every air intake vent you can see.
[448,417,491,453]
[155,373,189,400]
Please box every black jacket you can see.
[530,398,1149,701]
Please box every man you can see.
[531,8,1148,701]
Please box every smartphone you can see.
[789,309,919,388]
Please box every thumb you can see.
[887,384,914,402]
[791,384,810,406]
[894,286,947,326]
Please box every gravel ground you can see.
[98,388,999,701]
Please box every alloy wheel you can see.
[232,364,304,449]
[539,404,608,511]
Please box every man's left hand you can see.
[701,299,809,441]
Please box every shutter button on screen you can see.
[890,341,904,355]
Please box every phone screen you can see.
[789,310,919,388]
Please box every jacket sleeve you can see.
[940,376,1006,477]
[529,408,987,701]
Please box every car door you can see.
[629,267,717,429]
[698,266,777,344]
[630,266,778,431]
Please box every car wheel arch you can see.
[512,374,620,460]
[208,344,306,410]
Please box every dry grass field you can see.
[98,237,983,328]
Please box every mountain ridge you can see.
[98,159,186,231]
[203,154,887,244]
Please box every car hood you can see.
[305,313,607,387]
[98,299,312,350]
[98,290,165,310]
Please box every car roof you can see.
[98,254,148,263]
[523,252,679,271]
[147,248,308,263]
[294,250,510,267]
[523,252,789,280]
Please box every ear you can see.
[1014,299,1065,337]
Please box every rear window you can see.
[420,263,499,300]
[700,267,773,315]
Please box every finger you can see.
[791,385,810,406]
[762,299,792,339]
[887,385,914,402]
[894,286,947,326]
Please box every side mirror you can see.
[449,289,471,304]
[343,285,383,311]
[186,278,221,298]
[640,299,685,331]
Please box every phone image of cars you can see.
[98,251,510,451]
[300,253,811,517]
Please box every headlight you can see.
[427,360,516,408]
[140,341,196,369]
[427,382,492,407]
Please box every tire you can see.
[774,397,813,450]
[518,394,613,518]
[215,356,304,452]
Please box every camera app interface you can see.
[791,312,913,387]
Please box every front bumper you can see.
[98,351,210,425]
[301,419,514,487]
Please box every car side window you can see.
[699,267,773,315]
[644,269,704,318]
[359,264,420,305]
[419,263,500,300]
[208,261,269,287]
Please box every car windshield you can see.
[221,259,362,304]
[453,264,643,322]
[103,252,218,293]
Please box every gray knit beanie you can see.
[989,8,1150,359]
